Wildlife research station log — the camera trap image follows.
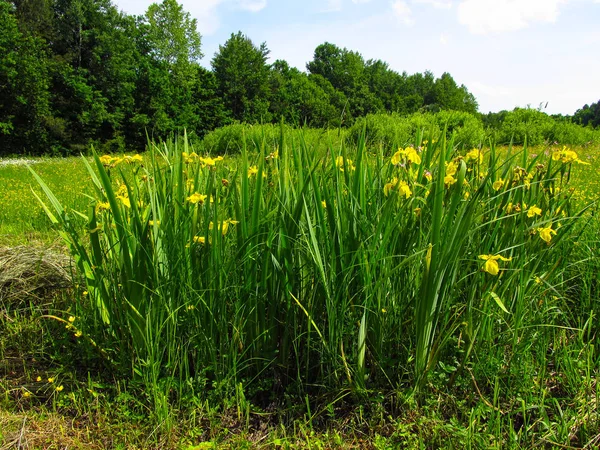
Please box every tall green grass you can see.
[29,126,597,435]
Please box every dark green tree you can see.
[212,31,271,123]
[0,0,51,154]
[573,101,600,128]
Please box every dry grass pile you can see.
[0,246,72,306]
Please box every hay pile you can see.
[0,246,72,305]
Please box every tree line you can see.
[0,0,481,155]
[1,0,596,156]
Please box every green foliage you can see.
[486,107,600,145]
[0,0,51,155]
[348,111,485,151]
[200,122,346,156]
[212,32,272,123]
[573,99,600,128]
[29,130,594,424]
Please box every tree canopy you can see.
[1,0,543,156]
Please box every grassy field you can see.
[1,130,599,448]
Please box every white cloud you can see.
[189,0,226,35]
[439,33,449,45]
[457,0,568,34]
[412,0,453,9]
[391,0,415,25]
[237,0,267,12]
[352,0,374,3]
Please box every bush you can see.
[348,111,484,152]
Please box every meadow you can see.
[1,126,599,448]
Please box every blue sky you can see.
[113,0,600,115]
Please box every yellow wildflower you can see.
[99,155,114,166]
[398,180,412,198]
[383,177,398,197]
[74,330,82,338]
[492,179,504,191]
[552,146,590,165]
[55,385,64,392]
[48,378,54,383]
[248,165,259,177]
[537,226,557,244]
[36,376,42,382]
[193,236,206,245]
[478,254,512,276]
[68,316,75,323]
[187,193,207,204]
[23,391,31,398]
[116,184,130,208]
[391,147,421,166]
[96,201,110,212]
[446,161,458,177]
[465,148,484,164]
[444,174,457,186]
[527,205,542,218]
[321,200,327,208]
[336,156,355,172]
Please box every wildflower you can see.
[193,236,206,245]
[391,147,421,166]
[527,205,542,218]
[48,378,54,383]
[200,155,223,167]
[74,330,82,338]
[336,156,355,172]
[55,385,64,392]
[187,193,207,205]
[248,165,259,177]
[465,148,484,164]
[321,200,327,208]
[381,308,387,313]
[414,207,422,216]
[23,391,31,398]
[478,254,512,276]
[96,201,110,212]
[68,316,75,323]
[209,219,239,236]
[444,174,457,186]
[99,155,114,166]
[116,184,130,208]
[446,161,458,177]
[537,226,557,244]
[383,177,398,197]
[36,376,42,382]
[552,146,590,165]
[492,179,504,191]
[123,154,143,164]
[398,180,412,198]
[424,171,432,182]
[266,150,279,160]
[183,152,198,163]
[149,220,160,226]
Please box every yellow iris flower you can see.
[478,254,512,276]
[527,205,542,218]
[187,193,207,204]
[537,226,557,244]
